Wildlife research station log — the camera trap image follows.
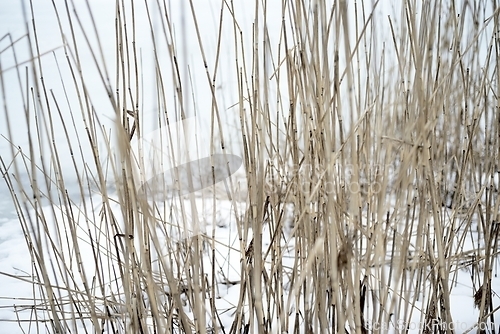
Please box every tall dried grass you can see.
[1,0,499,333]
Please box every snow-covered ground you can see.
[0,188,496,333]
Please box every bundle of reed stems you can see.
[1,1,499,333]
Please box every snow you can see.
[0,181,499,332]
